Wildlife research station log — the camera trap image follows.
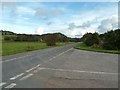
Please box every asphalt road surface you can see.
[0,43,118,88]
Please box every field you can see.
[2,42,74,56]
[75,43,120,54]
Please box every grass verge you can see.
[75,43,120,54]
[2,42,75,56]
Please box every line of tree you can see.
[81,29,120,50]
[0,30,81,46]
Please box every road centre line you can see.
[33,68,44,73]
[10,73,24,80]
[44,48,73,62]
[26,64,41,72]
[5,83,16,88]
[19,73,33,81]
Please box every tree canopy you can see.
[81,29,120,50]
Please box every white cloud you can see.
[68,21,91,30]
[64,23,98,38]
[65,28,83,38]
[69,12,99,25]
[35,27,45,35]
[98,15,118,34]
[64,5,118,37]
[17,6,35,15]
[70,29,82,38]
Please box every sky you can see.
[0,2,118,38]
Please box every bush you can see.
[84,33,100,46]
[44,34,58,46]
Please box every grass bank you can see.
[2,42,75,56]
[75,43,120,54]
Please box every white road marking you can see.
[26,64,41,72]
[10,73,24,80]
[38,68,118,75]
[33,68,44,73]
[0,82,6,87]
[25,48,73,73]
[2,48,73,84]
[5,83,16,88]
[19,73,33,81]
[2,54,33,63]
[44,48,73,63]
[26,48,73,73]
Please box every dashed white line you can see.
[44,48,73,63]
[5,83,16,88]
[37,64,41,67]
[10,73,24,80]
[26,67,37,73]
[19,73,33,81]
[0,82,6,87]
[33,68,44,73]
[26,64,41,72]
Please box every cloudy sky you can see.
[0,2,118,37]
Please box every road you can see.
[0,43,118,88]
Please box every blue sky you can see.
[1,2,118,37]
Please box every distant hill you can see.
[0,30,80,42]
[41,32,70,42]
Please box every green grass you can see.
[75,43,120,54]
[2,42,75,56]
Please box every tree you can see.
[83,32,100,46]
[84,34,94,46]
[102,29,120,50]
[92,33,100,45]
[81,32,92,42]
[44,34,58,46]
